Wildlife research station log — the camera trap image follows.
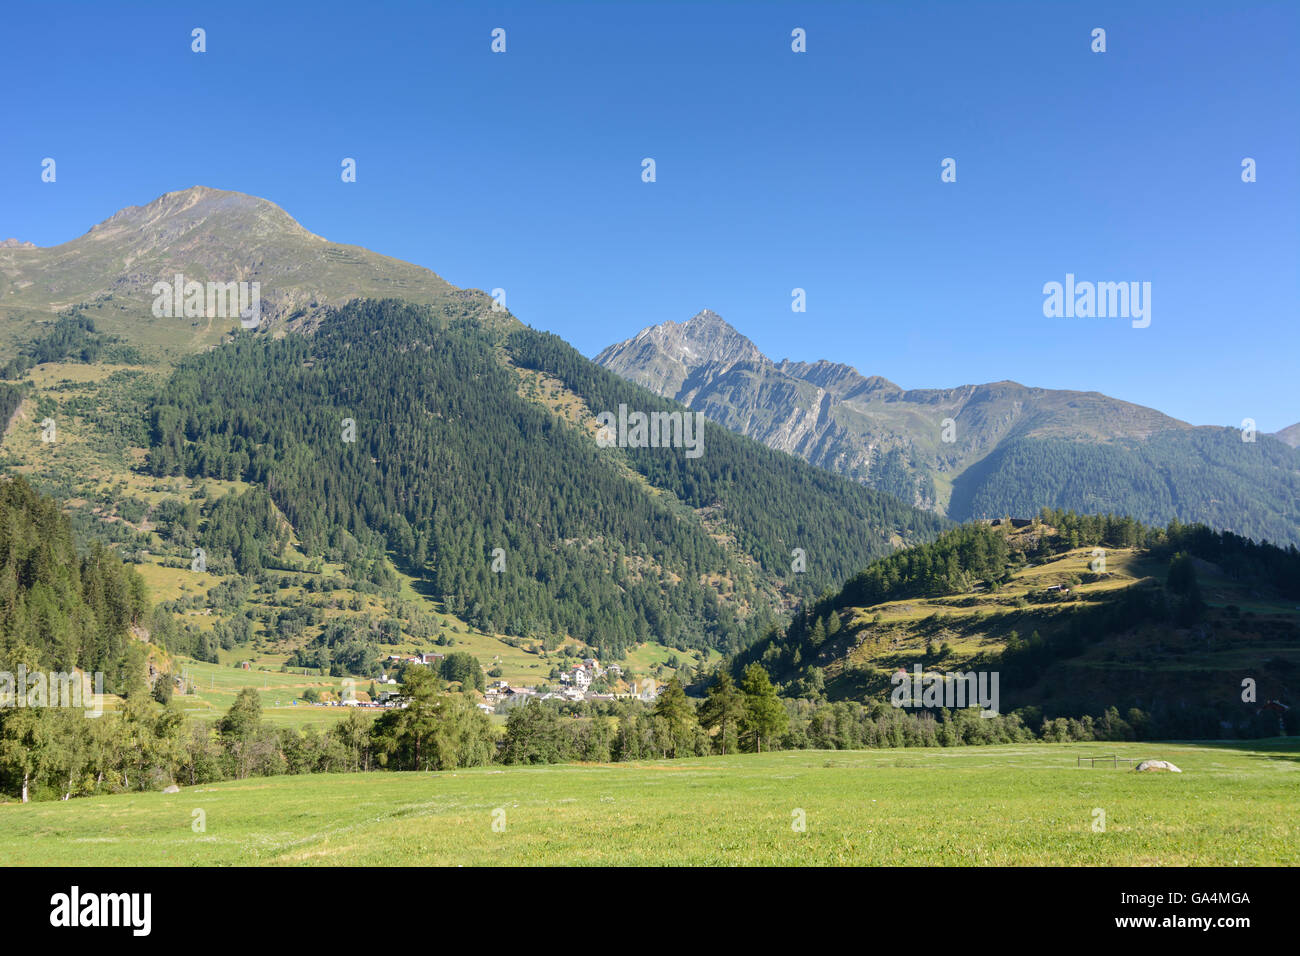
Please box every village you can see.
[303,653,664,713]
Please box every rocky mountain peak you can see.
[628,309,766,371]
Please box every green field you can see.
[167,658,366,728]
[3,740,1295,866]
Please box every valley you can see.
[2,0,1296,893]
[0,190,1294,874]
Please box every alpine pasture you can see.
[2,740,1295,866]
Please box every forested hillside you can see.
[951,433,1300,544]
[0,475,150,687]
[507,326,943,583]
[736,510,1300,735]
[145,299,946,659]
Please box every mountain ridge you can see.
[596,310,1300,545]
[1273,422,1300,448]
[0,186,500,359]
[4,189,1294,547]
[0,189,949,666]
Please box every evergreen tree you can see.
[697,670,745,754]
[651,677,697,758]
[738,664,787,753]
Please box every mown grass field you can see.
[2,740,1295,866]
[165,658,367,728]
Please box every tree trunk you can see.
[21,771,29,804]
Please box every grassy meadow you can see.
[2,740,1295,866]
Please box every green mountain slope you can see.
[144,299,947,659]
[737,513,1300,736]
[951,432,1300,544]
[0,474,151,689]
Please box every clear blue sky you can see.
[2,1,1296,430]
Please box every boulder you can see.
[161,784,181,793]
[1134,760,1182,773]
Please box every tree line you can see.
[14,652,1276,804]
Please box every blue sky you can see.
[3,1,1297,430]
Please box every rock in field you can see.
[1134,760,1182,773]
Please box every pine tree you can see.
[697,670,745,754]
[738,663,787,753]
[652,677,697,758]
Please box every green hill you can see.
[950,432,1300,544]
[738,512,1300,737]
[0,474,150,687]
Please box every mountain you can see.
[0,189,948,668]
[0,186,493,361]
[1274,423,1300,448]
[144,299,947,659]
[596,311,1300,545]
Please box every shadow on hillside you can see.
[404,571,441,603]
[1158,737,1300,763]
[945,448,1008,522]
